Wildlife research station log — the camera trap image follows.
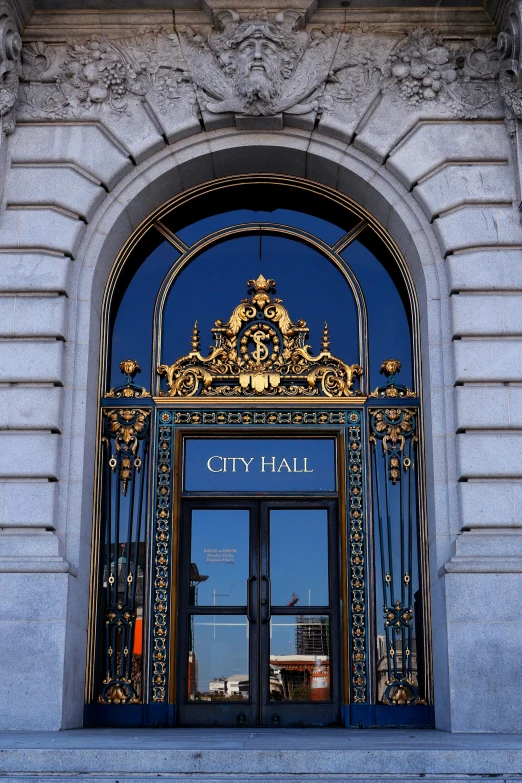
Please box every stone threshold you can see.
[1,729,522,781]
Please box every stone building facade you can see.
[1,0,522,737]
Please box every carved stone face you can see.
[233,31,284,103]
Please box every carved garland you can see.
[0,6,21,134]
[19,17,501,126]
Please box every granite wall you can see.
[1,0,522,732]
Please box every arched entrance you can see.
[84,175,433,728]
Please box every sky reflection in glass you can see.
[175,209,347,247]
[161,235,359,371]
[109,237,179,388]
[341,238,413,390]
[270,509,329,607]
[190,509,249,607]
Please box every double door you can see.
[177,499,340,727]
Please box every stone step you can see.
[1,729,522,783]
[2,778,522,783]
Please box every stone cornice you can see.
[23,6,498,42]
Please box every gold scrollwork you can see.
[158,275,363,398]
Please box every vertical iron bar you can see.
[399,453,405,608]
[408,436,415,683]
[103,440,112,684]
[123,458,137,607]
[408,437,414,608]
[131,442,148,610]
[383,451,394,602]
[114,464,121,601]
[372,442,388,599]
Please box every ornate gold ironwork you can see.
[348,410,366,703]
[105,408,151,494]
[158,275,363,398]
[106,359,151,399]
[151,422,172,702]
[172,409,346,425]
[369,359,415,399]
[369,408,416,484]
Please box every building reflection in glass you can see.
[188,615,249,701]
[270,615,330,702]
[187,615,331,702]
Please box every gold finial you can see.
[247,274,276,309]
[380,359,402,379]
[191,321,200,353]
[248,274,274,293]
[106,359,150,398]
[119,359,141,381]
[322,321,330,352]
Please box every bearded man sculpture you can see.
[180,9,341,117]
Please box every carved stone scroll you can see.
[498,1,522,218]
[0,4,21,135]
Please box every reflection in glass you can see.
[269,615,330,702]
[270,510,329,607]
[109,234,179,388]
[188,615,249,701]
[342,235,413,390]
[190,510,249,606]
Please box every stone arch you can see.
[62,127,452,729]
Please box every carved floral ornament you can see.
[158,274,363,398]
[0,5,21,134]
[497,1,522,133]
[17,10,506,124]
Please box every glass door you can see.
[177,499,340,727]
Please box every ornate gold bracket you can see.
[105,408,151,495]
[158,275,363,398]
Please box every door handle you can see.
[262,576,271,623]
[247,576,257,623]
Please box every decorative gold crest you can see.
[158,275,363,398]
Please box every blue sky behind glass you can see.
[175,208,346,247]
[110,239,179,388]
[110,214,413,393]
[342,240,413,389]
[161,234,359,370]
